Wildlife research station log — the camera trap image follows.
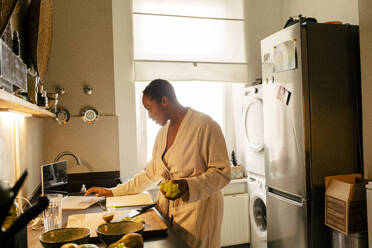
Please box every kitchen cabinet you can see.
[221,179,250,247]
[221,193,250,246]
[0,89,55,117]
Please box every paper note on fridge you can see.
[273,39,297,73]
[106,192,154,208]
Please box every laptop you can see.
[41,161,103,210]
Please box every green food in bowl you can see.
[39,227,90,248]
[96,221,144,245]
[77,244,99,248]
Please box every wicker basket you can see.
[231,166,244,179]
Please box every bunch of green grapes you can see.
[160,180,180,198]
[114,243,125,248]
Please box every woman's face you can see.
[142,94,168,126]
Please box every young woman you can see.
[86,79,231,247]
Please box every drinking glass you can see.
[43,193,62,232]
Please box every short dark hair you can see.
[143,79,177,103]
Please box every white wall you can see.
[112,0,139,179]
[18,118,45,198]
[244,0,283,84]
[44,0,138,179]
[282,0,359,25]
[0,115,45,199]
[44,0,121,174]
[0,116,17,184]
[359,0,372,178]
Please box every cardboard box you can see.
[325,174,367,234]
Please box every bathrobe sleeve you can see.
[111,132,163,196]
[110,160,161,196]
[186,119,231,202]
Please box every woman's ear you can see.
[160,96,169,106]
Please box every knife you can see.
[115,203,157,222]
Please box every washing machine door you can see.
[243,97,264,152]
[250,192,267,239]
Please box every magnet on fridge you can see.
[277,86,292,106]
[263,53,270,63]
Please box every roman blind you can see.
[132,0,248,82]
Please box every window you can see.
[132,0,248,83]
[132,0,248,168]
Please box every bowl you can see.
[96,221,144,245]
[39,227,90,248]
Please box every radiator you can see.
[221,193,250,246]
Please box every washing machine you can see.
[241,84,265,176]
[248,173,267,248]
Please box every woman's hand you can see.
[84,187,113,197]
[160,179,189,200]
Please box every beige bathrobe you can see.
[111,108,231,247]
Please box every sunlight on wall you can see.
[0,112,28,185]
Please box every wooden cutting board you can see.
[67,209,167,238]
[106,193,154,208]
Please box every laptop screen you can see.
[41,161,68,195]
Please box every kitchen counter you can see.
[27,201,188,248]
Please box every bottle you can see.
[37,83,43,105]
[37,83,47,107]
[42,91,48,108]
[12,31,20,56]
[81,184,87,193]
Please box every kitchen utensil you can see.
[26,0,53,82]
[96,221,144,245]
[67,209,167,238]
[231,150,238,166]
[0,170,50,246]
[114,203,156,222]
[283,14,317,28]
[39,227,90,248]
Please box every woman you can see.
[86,79,231,247]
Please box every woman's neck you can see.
[169,104,187,127]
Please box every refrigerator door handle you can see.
[267,191,304,207]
